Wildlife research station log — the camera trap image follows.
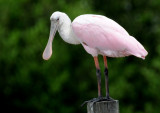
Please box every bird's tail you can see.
[129,36,148,59]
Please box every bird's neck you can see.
[58,15,80,45]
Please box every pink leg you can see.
[94,56,102,97]
[103,56,110,99]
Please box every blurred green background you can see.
[0,0,160,113]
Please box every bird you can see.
[42,11,148,103]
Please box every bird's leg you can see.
[103,56,109,98]
[94,56,102,97]
[103,56,113,100]
[81,56,103,106]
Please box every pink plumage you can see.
[72,14,148,59]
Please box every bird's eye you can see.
[56,18,59,21]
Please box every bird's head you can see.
[50,11,63,24]
[42,11,65,60]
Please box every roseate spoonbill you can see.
[42,11,148,103]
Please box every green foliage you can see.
[0,0,159,113]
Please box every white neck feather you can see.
[58,14,80,45]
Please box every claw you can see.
[81,98,97,107]
[103,96,114,101]
[81,96,114,107]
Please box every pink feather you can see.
[72,15,148,59]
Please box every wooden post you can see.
[87,100,119,113]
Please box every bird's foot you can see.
[103,96,114,101]
[81,96,114,107]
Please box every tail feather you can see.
[129,36,148,59]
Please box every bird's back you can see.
[73,14,129,36]
[72,14,148,59]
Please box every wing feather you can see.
[72,15,148,58]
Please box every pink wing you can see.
[72,15,148,59]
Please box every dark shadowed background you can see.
[0,0,160,113]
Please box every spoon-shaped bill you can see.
[42,22,58,60]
